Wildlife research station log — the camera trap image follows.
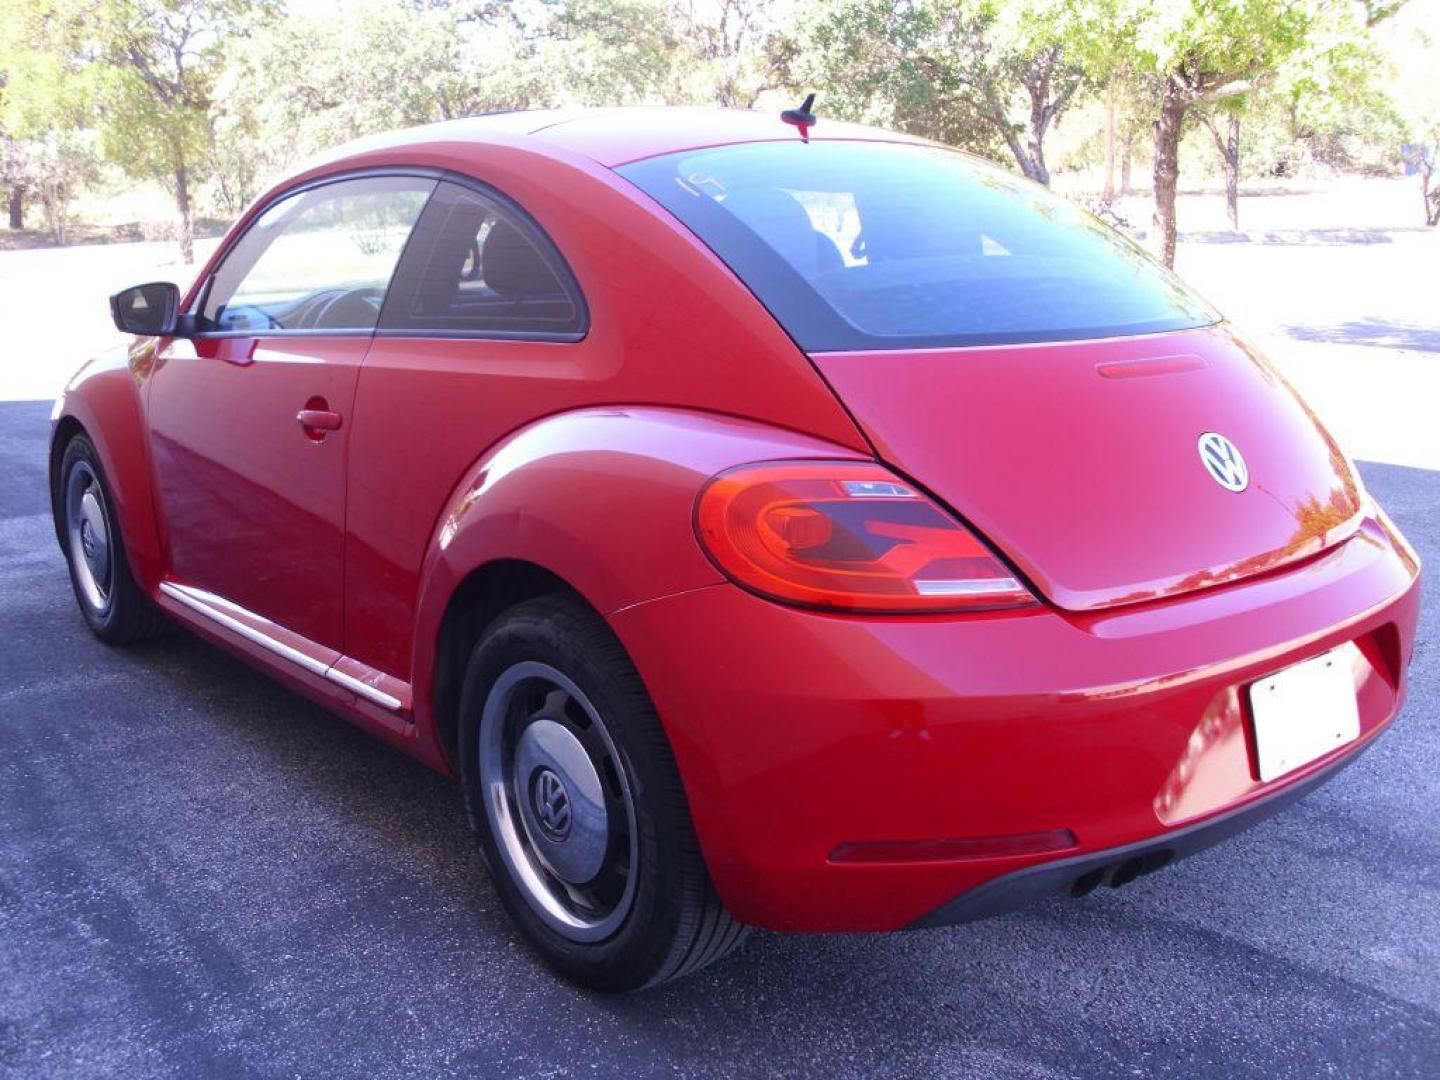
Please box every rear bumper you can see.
[611,514,1420,933]
[910,732,1372,928]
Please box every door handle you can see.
[297,398,343,440]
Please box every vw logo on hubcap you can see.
[1197,432,1248,493]
[531,768,572,840]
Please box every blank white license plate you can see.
[1248,646,1360,782]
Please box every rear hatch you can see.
[812,326,1363,611]
[617,139,1364,610]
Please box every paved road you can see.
[1,398,1437,1079]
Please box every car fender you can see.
[408,405,870,757]
[50,339,166,593]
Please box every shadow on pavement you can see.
[1285,318,1440,353]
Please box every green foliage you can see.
[91,1,274,187]
[802,0,1005,156]
[1126,0,1314,95]
[2,0,1438,248]
[542,0,689,104]
[802,0,1115,181]
[0,0,104,236]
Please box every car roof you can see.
[318,106,931,170]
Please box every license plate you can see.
[1248,646,1360,782]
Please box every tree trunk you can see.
[1203,113,1242,231]
[41,184,66,245]
[995,109,1047,186]
[7,187,21,230]
[1023,122,1051,187]
[1021,72,1055,187]
[175,162,194,265]
[1151,83,1187,268]
[1102,83,1117,200]
[1120,129,1134,195]
[1223,114,1240,231]
[1422,159,1439,226]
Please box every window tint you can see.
[201,176,435,333]
[379,181,585,338]
[619,142,1218,351]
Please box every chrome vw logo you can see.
[1197,432,1248,493]
[532,768,572,840]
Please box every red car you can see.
[53,107,1420,991]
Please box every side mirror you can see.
[110,282,183,336]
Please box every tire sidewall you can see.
[59,435,125,637]
[458,600,693,991]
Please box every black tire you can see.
[458,595,747,991]
[57,434,167,644]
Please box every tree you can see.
[88,0,275,263]
[676,0,791,107]
[803,0,1098,184]
[27,130,99,242]
[1123,0,1314,266]
[539,0,688,104]
[0,1,99,239]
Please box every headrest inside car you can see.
[482,222,563,298]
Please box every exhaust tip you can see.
[1070,849,1176,897]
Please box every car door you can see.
[147,174,435,653]
[343,178,589,680]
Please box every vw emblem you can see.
[532,768,572,840]
[1197,432,1248,493]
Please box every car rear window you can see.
[618,141,1218,351]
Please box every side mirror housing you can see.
[110,282,186,336]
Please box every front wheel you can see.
[57,434,166,644]
[458,596,747,991]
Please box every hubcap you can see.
[480,662,637,943]
[513,718,607,882]
[65,462,112,612]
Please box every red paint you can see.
[147,334,367,650]
[52,110,1421,932]
[811,328,1367,611]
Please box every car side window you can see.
[378,180,586,338]
[200,176,436,334]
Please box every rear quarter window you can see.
[378,180,586,339]
[619,142,1218,351]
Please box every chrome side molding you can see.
[325,664,404,711]
[158,581,407,712]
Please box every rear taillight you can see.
[695,461,1036,613]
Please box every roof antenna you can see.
[781,93,817,141]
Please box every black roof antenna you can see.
[781,93,817,141]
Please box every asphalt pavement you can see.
[1,397,1437,1078]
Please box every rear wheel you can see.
[459,595,747,991]
[58,435,166,644]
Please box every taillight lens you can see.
[695,461,1036,613]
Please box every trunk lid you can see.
[810,326,1364,612]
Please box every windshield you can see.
[619,141,1218,351]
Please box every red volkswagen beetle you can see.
[52,107,1420,991]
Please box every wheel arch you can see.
[431,559,587,771]
[407,406,872,773]
[48,344,166,594]
[48,414,87,549]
